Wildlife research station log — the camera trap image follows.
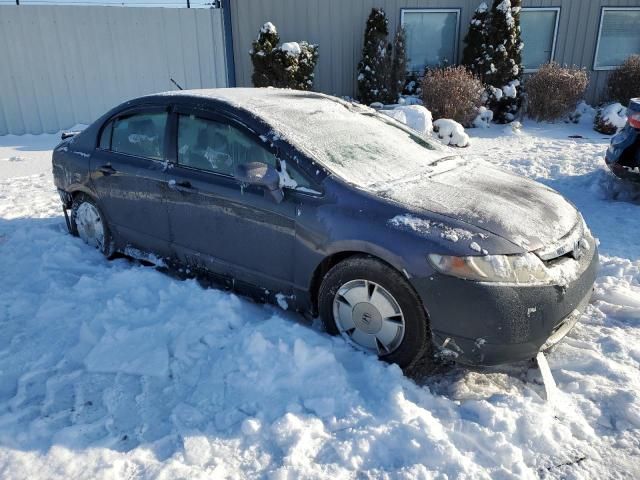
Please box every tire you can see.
[318,255,434,371]
[70,193,115,258]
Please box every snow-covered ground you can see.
[1,119,639,479]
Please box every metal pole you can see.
[16,0,20,5]
[186,0,190,7]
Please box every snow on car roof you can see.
[158,88,450,187]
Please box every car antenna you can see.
[170,78,184,90]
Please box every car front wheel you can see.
[70,194,114,257]
[319,255,433,371]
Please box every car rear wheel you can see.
[70,194,114,257]
[319,255,433,371]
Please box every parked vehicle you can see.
[52,88,598,370]
[605,98,640,181]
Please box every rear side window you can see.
[110,112,168,160]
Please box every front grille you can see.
[534,220,586,263]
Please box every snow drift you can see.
[1,117,640,479]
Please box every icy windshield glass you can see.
[195,91,449,189]
[259,97,447,188]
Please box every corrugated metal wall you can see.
[231,0,640,103]
[0,5,229,136]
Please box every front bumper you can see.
[412,245,598,366]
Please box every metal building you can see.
[0,5,231,135]
[229,0,640,103]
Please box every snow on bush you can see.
[397,95,422,106]
[594,103,628,135]
[568,101,596,124]
[526,63,589,122]
[473,106,494,128]
[280,41,302,57]
[382,105,433,136]
[421,66,484,126]
[433,118,470,147]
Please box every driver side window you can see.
[177,115,276,175]
[176,114,314,190]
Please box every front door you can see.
[165,111,304,291]
[90,108,172,257]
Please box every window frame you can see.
[520,6,561,73]
[96,105,170,162]
[172,107,321,195]
[594,6,640,71]
[400,8,461,72]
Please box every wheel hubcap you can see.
[333,279,405,355]
[75,202,105,250]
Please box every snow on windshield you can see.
[178,89,449,187]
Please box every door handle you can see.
[168,179,195,192]
[98,164,117,176]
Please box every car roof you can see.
[142,87,350,116]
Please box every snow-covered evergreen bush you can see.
[250,22,318,90]
[473,106,494,128]
[251,22,279,88]
[421,66,484,126]
[389,28,408,104]
[402,72,423,97]
[295,41,319,90]
[357,8,406,105]
[526,63,588,122]
[462,2,490,76]
[483,0,524,123]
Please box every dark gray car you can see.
[52,88,598,370]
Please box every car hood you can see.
[373,157,579,252]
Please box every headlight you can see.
[428,253,553,284]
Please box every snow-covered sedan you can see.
[52,88,598,371]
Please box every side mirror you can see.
[234,161,283,203]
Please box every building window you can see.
[401,9,460,73]
[594,8,640,70]
[520,8,560,72]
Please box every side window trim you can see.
[97,120,114,151]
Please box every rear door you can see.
[90,107,172,256]
[164,109,318,292]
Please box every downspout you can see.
[221,0,237,87]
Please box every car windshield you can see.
[191,90,450,189]
[256,96,449,188]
